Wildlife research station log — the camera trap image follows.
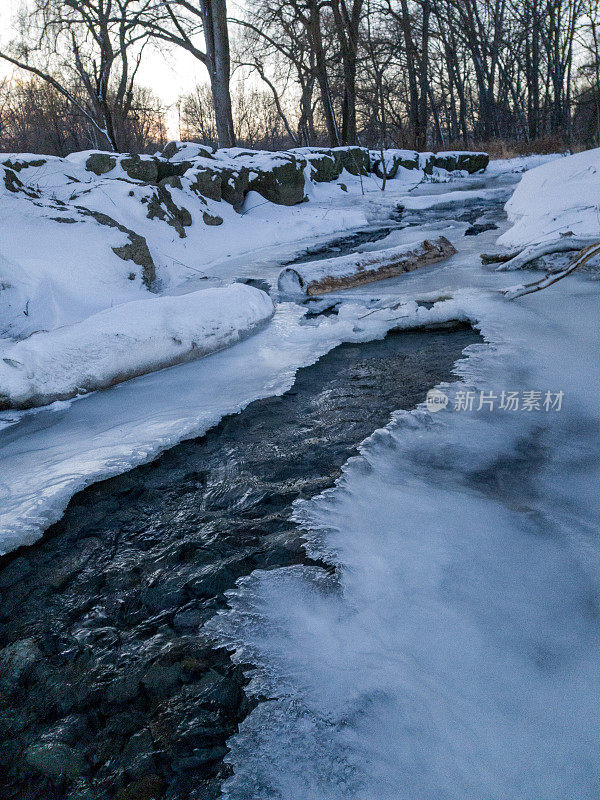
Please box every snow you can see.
[2,153,597,800]
[0,297,454,553]
[202,158,598,800]
[0,152,553,552]
[498,148,600,249]
[210,286,599,800]
[0,284,274,409]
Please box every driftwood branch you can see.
[490,237,597,271]
[501,241,600,300]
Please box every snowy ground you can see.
[0,150,597,798]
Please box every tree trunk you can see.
[306,1,340,146]
[202,0,236,148]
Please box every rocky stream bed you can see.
[0,323,480,800]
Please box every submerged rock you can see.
[25,742,86,780]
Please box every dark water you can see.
[284,226,395,265]
[0,326,480,800]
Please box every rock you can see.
[2,157,47,172]
[147,178,193,237]
[2,166,40,196]
[107,673,141,704]
[0,555,32,588]
[112,232,156,286]
[154,159,193,183]
[333,146,371,176]
[161,141,183,160]
[116,774,165,800]
[189,167,222,202]
[162,141,214,160]
[371,149,419,179]
[202,211,223,226]
[85,153,117,175]
[247,155,307,206]
[427,151,489,174]
[25,741,86,780]
[299,150,342,182]
[186,563,236,597]
[120,155,159,183]
[465,222,498,236]
[48,564,79,591]
[219,166,249,209]
[0,637,42,688]
[120,729,156,778]
[141,661,183,697]
[76,207,157,287]
[191,669,241,709]
[177,745,228,769]
[172,607,206,631]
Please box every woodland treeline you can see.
[0,0,598,156]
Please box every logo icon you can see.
[426,388,448,413]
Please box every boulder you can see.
[332,146,371,176]
[188,166,222,202]
[1,157,47,172]
[427,151,489,174]
[162,141,215,161]
[290,148,342,182]
[371,149,420,179]
[120,154,159,183]
[247,154,307,206]
[147,177,193,237]
[154,158,193,183]
[74,208,156,286]
[203,211,223,226]
[0,638,42,689]
[219,166,250,209]
[85,153,117,175]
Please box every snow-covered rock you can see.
[498,148,600,250]
[0,284,274,409]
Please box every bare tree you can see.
[0,0,153,151]
[140,0,236,147]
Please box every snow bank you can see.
[278,237,457,297]
[498,148,600,249]
[0,284,274,409]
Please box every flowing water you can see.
[0,325,480,800]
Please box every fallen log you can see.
[278,236,457,298]
[501,241,600,299]
[492,237,596,271]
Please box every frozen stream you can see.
[0,165,597,799]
